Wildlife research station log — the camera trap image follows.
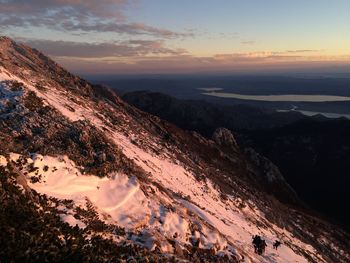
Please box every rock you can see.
[173,241,184,258]
[212,127,239,151]
[244,147,283,183]
[244,147,301,205]
[97,151,106,163]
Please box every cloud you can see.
[11,35,348,75]
[213,52,300,61]
[240,40,256,45]
[286,49,320,53]
[0,0,128,19]
[20,38,187,58]
[0,0,192,38]
[52,50,350,75]
[59,21,191,38]
[213,50,323,62]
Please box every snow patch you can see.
[60,214,86,229]
[0,155,7,166]
[21,154,150,230]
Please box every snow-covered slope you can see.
[1,36,350,262]
[1,153,316,263]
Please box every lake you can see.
[202,92,350,102]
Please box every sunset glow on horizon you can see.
[1,0,350,75]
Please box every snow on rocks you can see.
[105,130,322,262]
[10,154,150,229]
[0,155,7,166]
[0,66,83,122]
[0,151,321,262]
[60,214,86,229]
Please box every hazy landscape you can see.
[90,75,350,118]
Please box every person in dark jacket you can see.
[273,240,281,250]
[252,235,261,253]
[259,239,267,255]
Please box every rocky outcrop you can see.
[212,127,239,151]
[244,147,301,205]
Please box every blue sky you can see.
[1,0,350,74]
[126,0,350,55]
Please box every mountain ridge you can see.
[1,36,350,262]
[121,89,350,230]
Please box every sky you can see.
[1,0,350,75]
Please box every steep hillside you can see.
[239,119,350,230]
[121,90,350,231]
[1,36,350,262]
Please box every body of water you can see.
[202,92,350,102]
[277,108,350,119]
[197,87,223,92]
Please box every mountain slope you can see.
[240,119,350,230]
[1,36,350,262]
[121,90,350,229]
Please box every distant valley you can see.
[89,75,350,119]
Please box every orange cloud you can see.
[53,52,350,75]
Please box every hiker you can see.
[259,239,267,255]
[252,235,268,255]
[252,235,261,253]
[273,240,281,250]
